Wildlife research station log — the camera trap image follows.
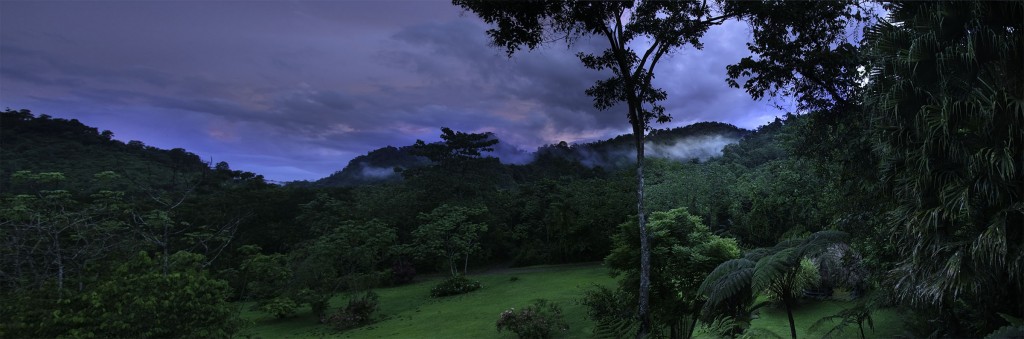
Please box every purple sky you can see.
[1,1,791,182]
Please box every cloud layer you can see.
[1,1,787,181]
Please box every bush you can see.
[327,291,379,331]
[496,299,569,339]
[579,286,638,338]
[255,296,299,319]
[430,275,481,297]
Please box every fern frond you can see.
[808,303,874,339]
[752,248,796,294]
[699,258,755,306]
[592,316,639,339]
[984,325,1024,339]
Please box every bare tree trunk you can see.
[635,126,651,339]
[53,232,64,296]
[162,225,170,276]
[451,252,460,277]
[56,252,64,296]
[688,313,700,339]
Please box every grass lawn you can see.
[239,263,616,338]
[240,263,905,338]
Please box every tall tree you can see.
[452,2,729,335]
[407,127,507,206]
[865,2,1023,335]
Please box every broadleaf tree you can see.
[413,204,488,277]
[452,2,732,335]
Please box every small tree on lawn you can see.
[413,204,488,277]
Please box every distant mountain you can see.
[2,108,749,190]
[307,121,749,187]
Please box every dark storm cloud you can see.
[382,18,634,147]
[1,1,782,181]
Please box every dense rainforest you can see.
[1,1,1022,338]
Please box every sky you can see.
[1,1,792,182]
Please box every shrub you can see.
[430,275,481,297]
[295,288,331,323]
[255,296,299,319]
[327,291,379,331]
[496,299,569,339]
[580,286,637,338]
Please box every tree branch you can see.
[634,39,663,80]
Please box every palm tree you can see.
[864,2,1023,334]
[698,230,847,339]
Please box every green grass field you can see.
[240,263,904,338]
[239,263,615,338]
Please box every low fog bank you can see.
[646,135,739,162]
[574,135,741,168]
[360,163,399,178]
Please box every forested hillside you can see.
[301,121,746,188]
[0,107,795,336]
[1,1,1021,338]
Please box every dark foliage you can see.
[328,291,380,331]
[496,299,569,339]
[388,260,417,286]
[430,275,482,297]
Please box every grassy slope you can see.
[241,263,905,338]
[240,263,615,338]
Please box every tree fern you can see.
[698,258,755,307]
[700,231,846,339]
[751,248,795,297]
